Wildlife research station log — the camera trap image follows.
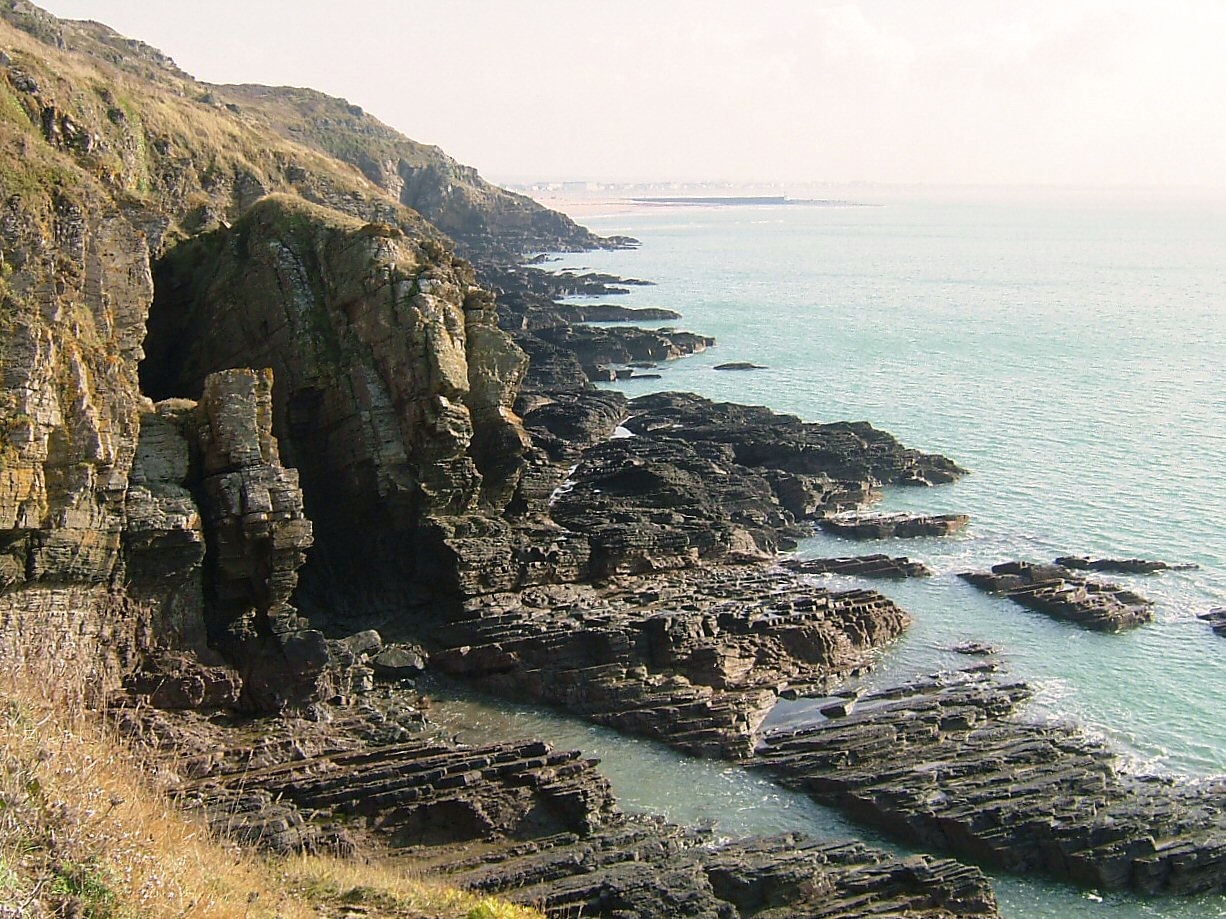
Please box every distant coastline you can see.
[629,195,869,207]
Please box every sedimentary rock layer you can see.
[755,668,1226,895]
[820,512,970,539]
[781,554,934,579]
[116,692,1001,919]
[427,565,910,758]
[960,561,1153,631]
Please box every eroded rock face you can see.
[755,668,1226,896]
[0,181,153,691]
[142,196,530,617]
[191,369,319,710]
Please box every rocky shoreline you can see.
[1,4,1223,915]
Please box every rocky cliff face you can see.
[210,84,630,260]
[0,0,559,703]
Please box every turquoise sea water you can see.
[441,192,1226,917]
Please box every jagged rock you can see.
[123,400,209,654]
[1199,609,1226,638]
[436,824,1000,919]
[624,392,966,487]
[1055,555,1198,574]
[428,565,910,758]
[960,561,1153,632]
[820,512,970,539]
[781,554,933,579]
[518,389,628,462]
[550,436,811,572]
[143,195,533,619]
[755,668,1226,896]
[192,369,320,710]
[116,692,1000,917]
[532,324,715,381]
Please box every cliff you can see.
[0,0,594,705]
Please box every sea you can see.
[430,188,1226,918]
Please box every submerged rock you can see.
[960,561,1153,632]
[1199,608,1226,638]
[713,361,767,371]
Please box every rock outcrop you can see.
[820,512,970,539]
[1055,555,1197,574]
[781,554,934,579]
[428,565,910,758]
[755,668,1226,896]
[141,195,533,618]
[960,561,1154,632]
[115,690,1002,918]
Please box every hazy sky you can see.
[35,1,1226,188]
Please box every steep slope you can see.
[212,83,630,259]
[0,0,582,703]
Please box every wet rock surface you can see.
[426,565,910,758]
[1199,608,1226,638]
[782,554,934,579]
[755,668,1226,896]
[820,512,970,539]
[959,561,1154,632]
[1055,555,1198,574]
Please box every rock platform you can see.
[820,512,970,539]
[1055,556,1198,574]
[960,561,1153,631]
[427,565,911,758]
[755,668,1226,895]
[115,694,1001,918]
[782,554,934,579]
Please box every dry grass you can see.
[276,855,544,919]
[0,656,545,919]
[0,658,309,918]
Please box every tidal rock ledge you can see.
[755,668,1226,896]
[960,561,1153,632]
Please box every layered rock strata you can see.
[427,565,910,758]
[115,693,1001,918]
[820,512,970,539]
[960,561,1153,632]
[434,827,1001,919]
[781,555,934,579]
[755,668,1226,895]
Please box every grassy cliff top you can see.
[0,0,606,260]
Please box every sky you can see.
[34,0,1226,189]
